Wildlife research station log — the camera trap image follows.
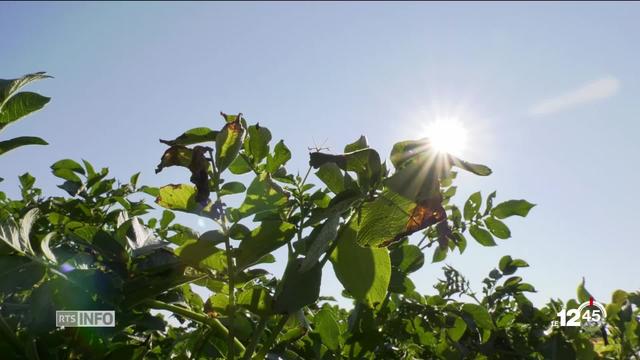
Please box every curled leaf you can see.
[215,113,246,172]
[156,145,212,206]
[159,127,218,146]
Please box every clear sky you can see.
[1,2,638,307]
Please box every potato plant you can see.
[0,72,638,359]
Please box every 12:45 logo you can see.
[554,297,607,329]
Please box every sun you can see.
[423,118,468,156]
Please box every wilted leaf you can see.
[156,145,212,206]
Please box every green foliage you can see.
[0,72,50,159]
[0,81,637,359]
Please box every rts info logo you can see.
[553,297,606,330]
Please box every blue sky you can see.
[1,2,638,307]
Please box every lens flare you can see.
[423,118,468,156]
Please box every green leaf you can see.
[577,277,593,303]
[463,192,481,221]
[0,255,46,294]
[388,270,415,293]
[0,72,50,104]
[469,225,496,246]
[175,234,227,272]
[462,303,494,329]
[266,140,291,173]
[18,172,35,190]
[236,221,296,271]
[489,269,502,280]
[315,163,346,194]
[516,283,536,292]
[447,154,492,176]
[504,276,522,287]
[498,255,529,275]
[246,124,272,163]
[0,71,51,100]
[387,139,490,201]
[390,244,425,274]
[300,215,340,272]
[491,200,535,219]
[159,127,218,146]
[0,136,48,155]
[155,184,201,213]
[40,232,56,263]
[432,245,447,263]
[356,190,415,247]
[160,210,175,229]
[454,232,467,254]
[0,92,50,130]
[52,168,81,183]
[483,217,511,239]
[215,117,246,172]
[236,287,273,317]
[611,289,628,305]
[330,220,391,307]
[447,316,467,342]
[484,191,497,216]
[219,181,246,196]
[315,308,340,351]
[273,258,322,314]
[229,154,252,174]
[309,148,381,190]
[237,173,288,220]
[51,159,85,174]
[344,135,368,153]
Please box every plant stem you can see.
[242,316,268,360]
[146,300,245,354]
[223,231,237,359]
[252,314,289,360]
[209,149,238,359]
